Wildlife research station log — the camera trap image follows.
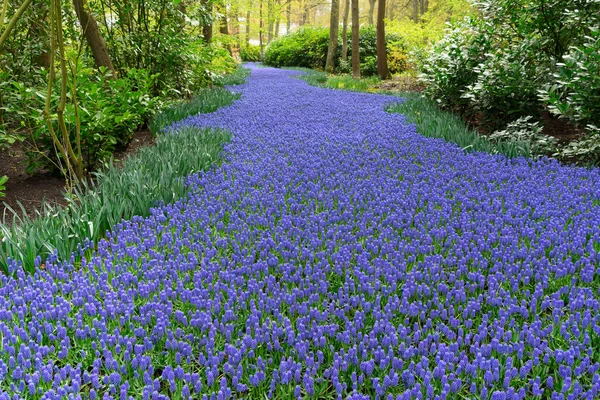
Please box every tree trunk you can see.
[351,0,360,78]
[71,0,116,76]
[325,0,339,72]
[274,0,281,38]
[376,0,389,79]
[202,0,213,43]
[286,0,291,33]
[421,0,428,15]
[368,0,376,25]
[246,9,251,44]
[341,0,349,61]
[259,0,264,58]
[267,0,273,42]
[412,0,418,22]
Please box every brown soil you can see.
[0,130,155,223]
[374,75,425,93]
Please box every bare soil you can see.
[0,130,155,222]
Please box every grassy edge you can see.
[0,66,250,273]
[293,68,532,159]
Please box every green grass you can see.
[294,67,531,159]
[1,68,249,273]
[293,68,381,92]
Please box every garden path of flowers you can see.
[2,64,600,399]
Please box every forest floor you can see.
[0,130,155,222]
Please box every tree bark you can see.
[259,0,264,58]
[325,0,339,72]
[351,0,360,78]
[412,0,418,22]
[368,0,376,25]
[246,9,251,44]
[341,0,349,61]
[202,0,213,43]
[286,0,291,33]
[376,0,389,79]
[71,0,116,76]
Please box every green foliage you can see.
[420,17,491,114]
[214,66,251,87]
[420,0,600,163]
[0,176,7,199]
[265,26,408,76]
[386,95,531,159]
[540,28,600,126]
[22,66,162,173]
[555,126,600,165]
[488,116,558,157]
[240,44,261,62]
[462,40,544,130]
[149,88,241,134]
[264,26,331,69]
[297,69,381,92]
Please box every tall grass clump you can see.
[386,95,532,158]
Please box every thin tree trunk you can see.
[71,0,116,76]
[412,0,418,22]
[351,0,360,78]
[368,0,376,25]
[0,0,33,52]
[286,0,291,32]
[325,0,339,72]
[274,0,281,38]
[246,9,251,44]
[259,0,264,58]
[341,0,349,61]
[202,0,213,43]
[376,0,389,79]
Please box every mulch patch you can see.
[1,130,155,223]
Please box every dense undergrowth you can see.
[0,68,249,273]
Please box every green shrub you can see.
[462,41,545,130]
[420,17,490,114]
[25,67,162,174]
[265,26,408,75]
[241,44,261,62]
[540,27,600,127]
[264,26,331,69]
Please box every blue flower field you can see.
[2,65,600,399]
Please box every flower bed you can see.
[1,65,600,399]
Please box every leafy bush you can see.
[540,28,600,127]
[488,116,558,156]
[25,67,162,174]
[264,26,331,69]
[420,17,490,114]
[555,126,600,164]
[462,41,544,130]
[240,44,261,61]
[265,26,408,75]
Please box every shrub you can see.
[25,67,162,174]
[265,26,408,75]
[462,41,545,130]
[240,44,261,61]
[420,17,490,114]
[488,116,558,157]
[264,26,331,69]
[540,27,600,128]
